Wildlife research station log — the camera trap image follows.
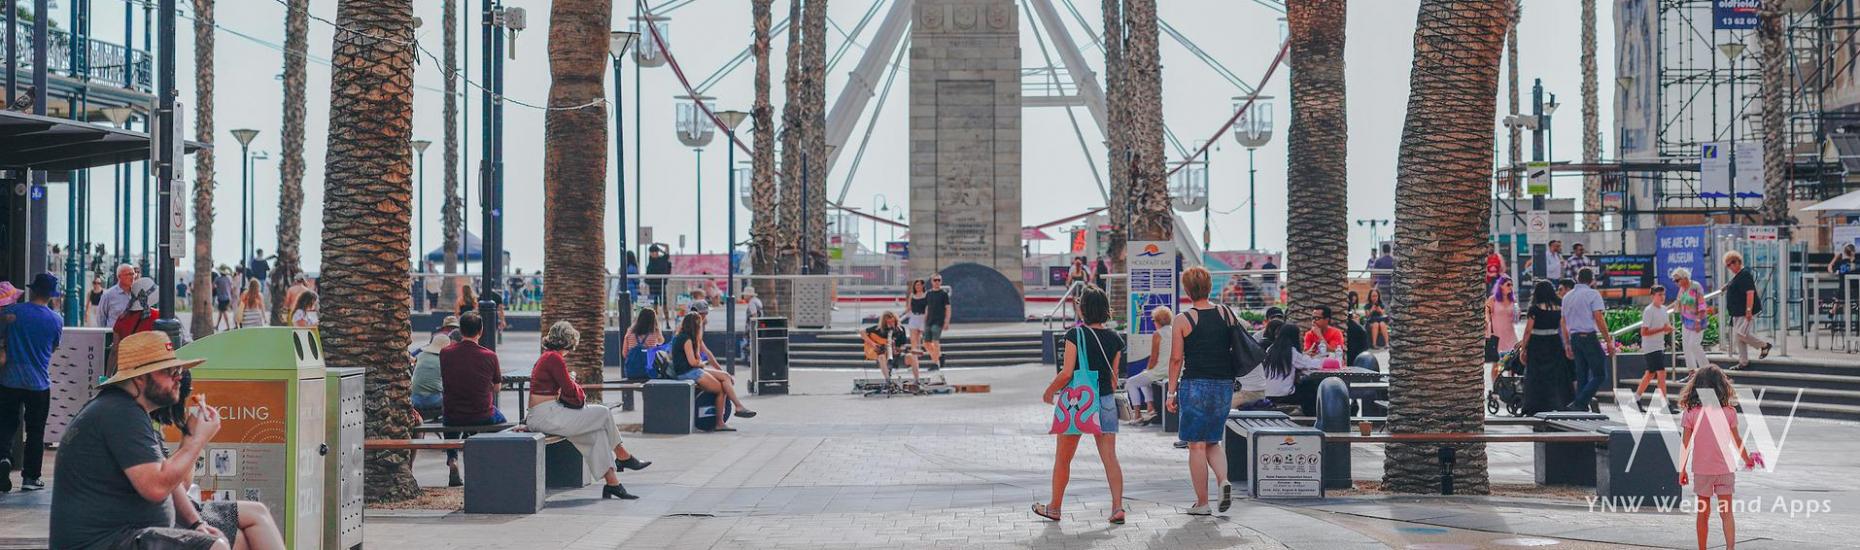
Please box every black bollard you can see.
[1316,377,1352,490]
[1439,446,1457,495]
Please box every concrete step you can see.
[1615,378,1860,407]
[1652,367,1860,393]
[1704,355,1860,377]
[1599,389,1860,421]
[792,357,1040,369]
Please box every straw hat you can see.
[102,331,205,385]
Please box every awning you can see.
[1803,189,1860,214]
[0,110,205,171]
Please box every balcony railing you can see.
[6,24,154,93]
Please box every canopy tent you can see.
[1803,189,1860,214]
[423,231,508,264]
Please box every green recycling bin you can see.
[169,327,328,549]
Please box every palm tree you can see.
[320,0,420,503]
[1285,0,1348,326]
[778,0,805,277]
[541,0,612,391]
[799,0,829,276]
[189,0,217,339]
[1580,0,1601,231]
[1101,0,1127,278]
[750,0,782,312]
[1759,0,1789,225]
[1125,0,1169,244]
[271,0,309,326]
[441,0,462,309]
[1382,0,1512,495]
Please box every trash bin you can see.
[324,367,364,550]
[171,327,327,550]
[752,316,789,395]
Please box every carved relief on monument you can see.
[953,5,979,30]
[986,4,1013,30]
[919,4,945,31]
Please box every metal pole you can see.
[417,147,426,262]
[1529,79,1546,281]
[1729,55,1738,222]
[695,147,703,255]
[634,16,643,263]
[614,54,630,328]
[480,0,507,350]
[478,0,497,347]
[726,131,737,374]
[1202,149,1211,256]
[156,0,175,317]
[800,153,810,274]
[141,0,152,275]
[240,141,250,270]
[1248,147,1258,250]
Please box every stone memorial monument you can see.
[908,0,1023,296]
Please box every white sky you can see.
[45,0,1611,273]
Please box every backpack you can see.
[622,337,656,380]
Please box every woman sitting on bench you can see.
[864,311,922,391]
[527,321,654,500]
[670,312,758,430]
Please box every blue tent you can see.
[423,231,508,264]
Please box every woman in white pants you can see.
[526,321,653,500]
[1670,268,1712,371]
[1124,306,1171,425]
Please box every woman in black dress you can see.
[1517,280,1573,416]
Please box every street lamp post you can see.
[716,109,749,374]
[610,30,637,327]
[412,139,432,264]
[231,128,258,268]
[870,193,889,255]
[247,151,268,265]
[1232,96,1273,251]
[675,94,716,253]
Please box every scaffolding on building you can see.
[1784,0,1860,203]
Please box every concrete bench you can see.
[1534,412,1681,500]
[463,432,545,514]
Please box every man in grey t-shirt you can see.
[50,332,226,550]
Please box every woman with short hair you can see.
[1033,285,1126,524]
[1671,267,1711,371]
[527,321,653,500]
[1124,306,1171,425]
[1166,266,1241,515]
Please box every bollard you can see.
[1439,446,1457,495]
[1351,352,1379,372]
[1041,329,1059,365]
[1315,377,1352,490]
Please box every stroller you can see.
[1486,349,1525,416]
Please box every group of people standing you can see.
[1492,249,1772,416]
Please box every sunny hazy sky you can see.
[45,0,1611,273]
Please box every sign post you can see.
[1126,241,1176,372]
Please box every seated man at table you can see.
[440,312,505,487]
[863,312,922,391]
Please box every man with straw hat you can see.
[48,331,230,549]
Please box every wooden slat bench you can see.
[412,421,517,436]
[587,381,648,411]
[1323,431,1609,444]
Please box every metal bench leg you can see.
[621,389,636,412]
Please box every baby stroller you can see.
[1486,349,1525,416]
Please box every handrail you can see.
[1042,281,1086,330]
[1608,289,1723,341]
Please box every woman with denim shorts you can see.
[1032,286,1127,524]
[1166,266,1239,516]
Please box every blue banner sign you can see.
[1713,0,1758,30]
[1656,226,1710,300]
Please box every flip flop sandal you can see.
[713,426,738,432]
[1032,503,1062,521]
[1109,508,1126,525]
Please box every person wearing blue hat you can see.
[0,273,65,492]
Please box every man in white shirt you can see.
[1542,240,1565,283]
[93,265,137,328]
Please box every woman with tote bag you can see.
[1033,286,1127,524]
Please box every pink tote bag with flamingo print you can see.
[1050,328,1104,435]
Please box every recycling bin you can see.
[169,327,327,550]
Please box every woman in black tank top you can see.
[1166,266,1237,516]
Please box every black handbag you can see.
[1220,306,1265,378]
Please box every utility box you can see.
[324,367,364,550]
[169,327,327,550]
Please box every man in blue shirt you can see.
[0,273,65,492]
[1560,268,1613,411]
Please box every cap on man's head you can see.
[28,272,62,298]
[689,300,710,314]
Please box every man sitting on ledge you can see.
[51,331,285,550]
[864,312,922,392]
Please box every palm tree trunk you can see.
[1383,0,1512,495]
[322,0,420,503]
[1286,0,1349,326]
[1102,0,1127,278]
[778,0,805,279]
[1124,0,1168,243]
[1759,0,1789,226]
[1580,0,1601,231]
[271,0,308,326]
[189,0,216,339]
[542,0,612,393]
[800,0,829,276]
[441,0,462,308]
[1506,2,1521,215]
[750,0,782,312]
